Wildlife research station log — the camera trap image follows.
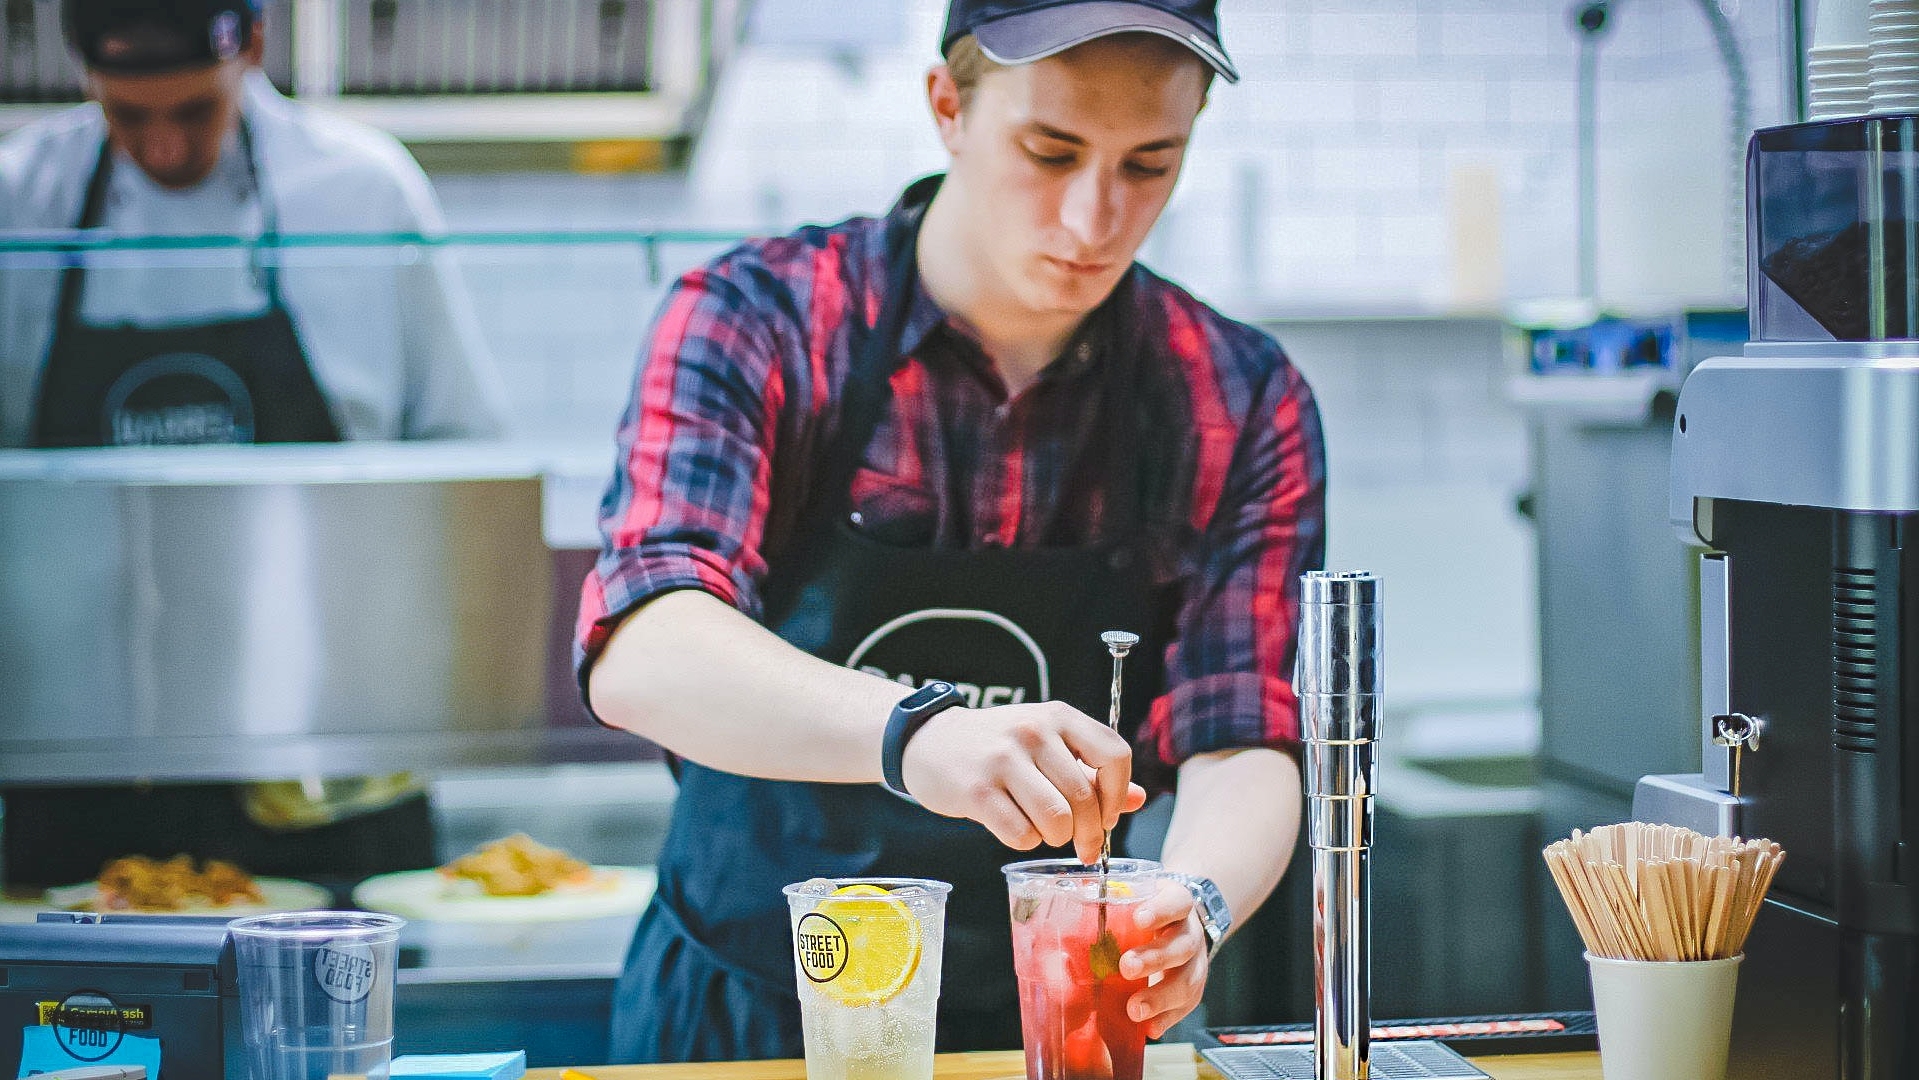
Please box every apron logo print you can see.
[856,669,1028,708]
[845,608,1051,707]
[101,352,255,446]
[312,942,377,1004]
[795,912,848,983]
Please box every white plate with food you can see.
[353,834,656,923]
[1,855,329,923]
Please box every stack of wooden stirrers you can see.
[1543,822,1784,962]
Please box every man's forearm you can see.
[1160,748,1303,936]
[586,589,908,782]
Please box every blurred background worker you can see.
[0,0,507,447]
[0,0,508,893]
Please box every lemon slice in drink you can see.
[815,884,922,1006]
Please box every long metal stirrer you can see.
[1091,629,1140,968]
[1098,631,1139,877]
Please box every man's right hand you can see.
[900,701,1147,865]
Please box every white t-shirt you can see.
[76,133,273,327]
[0,75,509,443]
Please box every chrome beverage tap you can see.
[1298,571,1382,1080]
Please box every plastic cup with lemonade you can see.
[785,877,952,1080]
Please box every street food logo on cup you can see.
[795,912,848,983]
[46,989,132,1062]
[313,942,377,1004]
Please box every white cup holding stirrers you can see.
[1587,953,1742,1080]
[1543,823,1784,1080]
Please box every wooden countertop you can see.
[529,1044,1601,1080]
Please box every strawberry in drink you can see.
[1005,859,1166,1080]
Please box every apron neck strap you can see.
[58,138,117,328]
[811,174,940,522]
[1095,273,1147,537]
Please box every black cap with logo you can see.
[941,0,1238,84]
[63,0,259,75]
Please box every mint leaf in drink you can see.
[1013,896,1040,923]
[1089,929,1121,980]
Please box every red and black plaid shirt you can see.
[577,190,1327,774]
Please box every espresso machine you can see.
[1635,115,1919,1079]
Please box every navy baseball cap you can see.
[64,0,259,75]
[942,0,1238,84]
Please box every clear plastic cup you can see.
[1004,859,1167,1080]
[230,911,404,1080]
[785,878,950,1080]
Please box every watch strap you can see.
[880,681,966,798]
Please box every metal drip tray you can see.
[1202,1043,1489,1080]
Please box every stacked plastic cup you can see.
[1869,0,1919,113]
[1812,0,1872,119]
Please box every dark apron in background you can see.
[29,122,339,447]
[609,176,1175,1062]
[1,125,430,893]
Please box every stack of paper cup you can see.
[1813,0,1873,119]
[1870,0,1919,114]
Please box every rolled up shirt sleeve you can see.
[574,261,790,693]
[1145,353,1327,768]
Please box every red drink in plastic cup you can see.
[1005,858,1166,1080]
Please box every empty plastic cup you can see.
[231,911,404,1080]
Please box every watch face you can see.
[1180,875,1229,931]
[900,682,953,710]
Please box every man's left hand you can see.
[1120,882,1208,1039]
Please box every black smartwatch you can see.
[880,681,969,798]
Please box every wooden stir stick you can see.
[1542,822,1786,962]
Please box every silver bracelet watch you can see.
[1169,872,1232,958]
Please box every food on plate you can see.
[439,833,596,897]
[90,854,266,912]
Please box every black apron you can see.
[27,123,339,447]
[2,129,428,894]
[609,176,1175,1063]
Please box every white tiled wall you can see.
[686,0,1789,313]
[1274,317,1538,708]
[433,0,1790,439]
[427,0,1793,712]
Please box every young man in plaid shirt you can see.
[579,0,1326,1061]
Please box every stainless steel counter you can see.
[0,441,629,783]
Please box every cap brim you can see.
[973,1,1239,84]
